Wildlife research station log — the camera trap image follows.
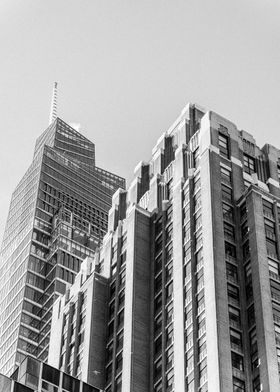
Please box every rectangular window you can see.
[228,284,239,304]
[223,202,234,222]
[225,242,236,258]
[247,305,255,328]
[193,148,200,169]
[263,199,274,218]
[229,306,241,326]
[224,222,235,241]
[265,219,276,240]
[230,329,242,349]
[243,154,255,174]
[233,377,245,392]
[226,263,238,283]
[277,163,280,184]
[221,184,233,202]
[266,239,278,259]
[221,166,232,184]
[231,352,244,371]
[218,133,230,159]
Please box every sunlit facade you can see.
[50,103,280,392]
[0,118,125,376]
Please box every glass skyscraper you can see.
[0,118,125,376]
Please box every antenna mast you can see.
[49,82,58,125]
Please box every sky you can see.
[0,0,280,242]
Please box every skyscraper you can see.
[49,102,280,392]
[0,92,125,376]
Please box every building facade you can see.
[0,356,101,392]
[48,257,109,389]
[50,103,280,392]
[0,118,125,376]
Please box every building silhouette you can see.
[49,103,280,392]
[0,105,125,376]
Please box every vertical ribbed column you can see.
[122,207,151,392]
[172,146,186,390]
[247,191,280,391]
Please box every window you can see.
[166,282,173,302]
[249,328,257,353]
[155,295,162,313]
[226,263,238,283]
[166,368,174,390]
[116,330,124,350]
[116,353,123,373]
[224,222,235,241]
[221,166,232,183]
[230,329,242,349]
[243,241,250,259]
[243,154,255,174]
[155,274,162,294]
[246,280,253,301]
[231,352,244,371]
[194,190,201,211]
[155,255,162,274]
[265,219,276,240]
[218,133,230,159]
[118,290,125,308]
[244,263,252,283]
[197,290,205,310]
[105,364,112,382]
[233,377,245,392]
[223,203,234,222]
[229,306,241,326]
[266,239,278,259]
[253,376,261,392]
[117,310,124,328]
[166,303,173,325]
[247,305,255,328]
[221,184,232,202]
[154,381,162,392]
[115,376,122,392]
[165,225,173,243]
[228,284,239,303]
[166,263,173,282]
[154,314,163,334]
[193,148,200,169]
[240,203,247,220]
[154,360,162,380]
[154,336,162,356]
[106,342,113,363]
[42,364,60,386]
[166,325,174,346]
[166,346,174,369]
[225,242,236,258]
[263,199,274,218]
[241,222,249,238]
[62,374,80,392]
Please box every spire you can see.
[49,82,58,125]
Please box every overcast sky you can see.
[0,0,280,241]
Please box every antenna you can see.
[49,82,58,125]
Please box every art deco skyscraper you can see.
[0,91,125,376]
[49,103,280,392]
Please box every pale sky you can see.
[0,0,280,241]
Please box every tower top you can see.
[49,82,58,125]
